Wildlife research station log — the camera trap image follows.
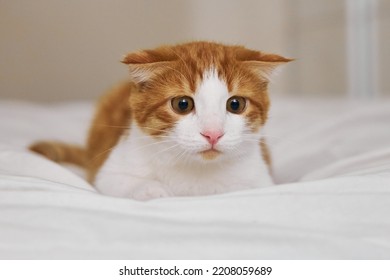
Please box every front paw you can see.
[132,184,171,201]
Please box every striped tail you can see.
[29,141,87,167]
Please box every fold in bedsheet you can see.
[0,98,389,259]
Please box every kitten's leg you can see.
[95,173,171,201]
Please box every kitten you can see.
[30,41,291,200]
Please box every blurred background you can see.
[1,0,389,102]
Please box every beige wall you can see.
[0,0,193,101]
[287,0,347,96]
[289,0,389,97]
[0,0,388,101]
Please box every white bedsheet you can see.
[0,97,390,259]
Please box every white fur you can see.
[95,69,273,200]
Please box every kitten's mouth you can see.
[199,148,221,160]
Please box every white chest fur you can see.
[95,126,273,200]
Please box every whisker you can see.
[88,145,117,164]
[127,139,177,154]
[170,148,190,166]
[148,143,182,164]
[88,138,175,165]
[137,126,173,134]
[240,132,303,146]
[259,135,303,146]
[93,124,130,129]
[128,134,174,140]
[91,124,173,136]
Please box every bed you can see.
[1,96,390,259]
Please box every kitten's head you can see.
[122,41,291,164]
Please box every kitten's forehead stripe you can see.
[195,69,229,124]
[198,68,229,98]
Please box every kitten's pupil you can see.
[178,99,189,111]
[230,99,240,111]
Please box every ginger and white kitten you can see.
[30,41,291,200]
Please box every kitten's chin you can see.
[199,149,222,161]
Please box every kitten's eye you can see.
[226,96,247,114]
[171,96,194,114]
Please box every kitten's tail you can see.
[29,141,87,167]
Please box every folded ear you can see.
[121,48,176,83]
[235,47,293,81]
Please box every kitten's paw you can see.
[132,184,171,201]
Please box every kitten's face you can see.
[124,42,290,164]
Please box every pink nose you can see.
[201,130,224,145]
